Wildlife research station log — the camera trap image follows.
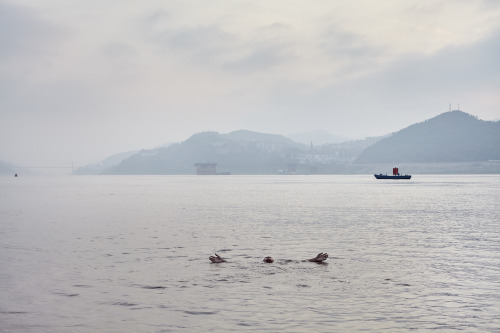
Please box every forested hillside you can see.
[355,111,500,163]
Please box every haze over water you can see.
[1,175,499,332]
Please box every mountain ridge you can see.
[72,110,500,174]
[103,130,307,174]
[355,111,500,163]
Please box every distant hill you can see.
[355,111,500,163]
[73,150,139,174]
[0,160,17,175]
[74,111,500,175]
[105,130,307,174]
[317,136,385,161]
[286,130,349,145]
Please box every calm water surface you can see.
[1,175,499,332]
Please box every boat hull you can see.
[374,174,411,179]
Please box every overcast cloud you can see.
[1,0,499,168]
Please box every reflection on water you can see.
[1,175,499,332]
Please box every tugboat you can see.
[374,167,411,179]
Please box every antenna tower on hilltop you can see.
[449,103,461,112]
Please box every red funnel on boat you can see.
[393,167,398,176]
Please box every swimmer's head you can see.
[263,256,274,263]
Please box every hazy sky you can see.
[1,0,499,167]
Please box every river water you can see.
[1,175,499,332]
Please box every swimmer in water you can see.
[209,253,226,263]
[307,252,328,263]
[208,252,328,263]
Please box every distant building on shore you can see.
[194,163,217,175]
